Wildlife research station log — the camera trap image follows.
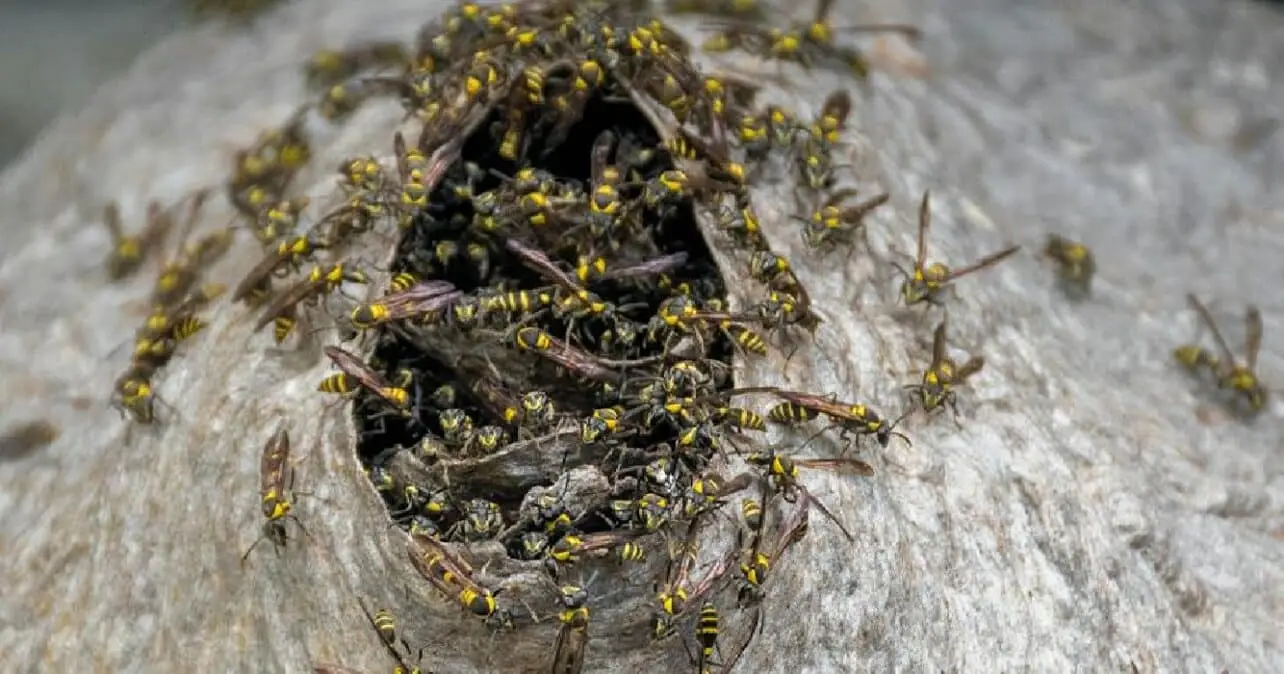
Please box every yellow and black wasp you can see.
[318,346,414,417]
[1175,293,1269,417]
[550,582,591,674]
[744,449,860,541]
[351,602,424,674]
[406,533,512,628]
[750,387,910,452]
[304,40,408,90]
[242,424,309,565]
[547,529,647,569]
[1043,233,1095,298]
[736,486,812,660]
[651,518,739,642]
[904,317,985,423]
[102,199,175,281]
[253,263,369,344]
[797,186,890,250]
[896,191,1021,307]
[231,233,329,306]
[349,279,462,330]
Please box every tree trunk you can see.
[1,0,1282,672]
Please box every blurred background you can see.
[0,0,189,167]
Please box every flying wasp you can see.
[242,424,310,565]
[896,191,1021,307]
[1175,293,1269,417]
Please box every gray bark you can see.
[1,0,1282,673]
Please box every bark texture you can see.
[1,0,1283,672]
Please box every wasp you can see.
[905,317,985,422]
[407,533,511,628]
[495,104,529,161]
[541,57,607,152]
[1043,233,1095,297]
[753,387,908,452]
[793,89,854,192]
[110,371,167,425]
[102,199,174,281]
[348,280,462,330]
[354,602,424,674]
[507,326,623,385]
[242,425,309,565]
[147,191,233,308]
[896,191,1021,307]
[681,472,733,518]
[693,602,722,673]
[798,187,889,250]
[229,105,311,196]
[304,41,407,90]
[731,103,799,164]
[652,520,739,641]
[582,130,635,241]
[737,486,811,609]
[251,195,311,245]
[745,449,862,540]
[318,78,400,122]
[1175,293,1269,416]
[449,498,505,541]
[393,130,432,221]
[701,0,920,77]
[136,282,226,344]
[231,233,328,305]
[577,252,691,286]
[647,294,744,354]
[550,583,591,674]
[437,407,475,447]
[462,52,510,105]
[580,406,630,445]
[319,346,414,416]
[548,530,646,568]
[374,463,448,523]
[254,263,369,344]
[477,285,558,320]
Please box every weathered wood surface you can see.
[2,0,1283,672]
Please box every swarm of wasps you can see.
[93,0,1271,672]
